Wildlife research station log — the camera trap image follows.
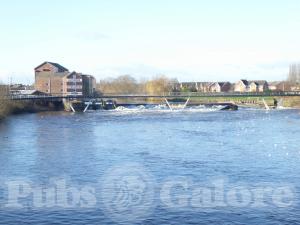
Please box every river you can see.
[0,107,300,224]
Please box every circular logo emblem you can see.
[100,163,155,223]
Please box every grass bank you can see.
[142,96,300,108]
[280,96,300,108]
[0,100,64,121]
[0,100,35,120]
[0,99,11,120]
[188,96,300,108]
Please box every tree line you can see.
[97,75,179,94]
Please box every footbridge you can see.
[3,91,299,112]
[6,91,300,101]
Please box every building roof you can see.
[35,61,69,72]
[197,82,214,86]
[209,82,230,87]
[218,82,230,87]
[240,79,249,86]
[64,72,96,82]
[19,90,38,95]
[249,80,268,86]
[82,74,96,79]
[12,90,46,95]
[180,82,198,87]
[65,71,78,78]
[10,84,34,91]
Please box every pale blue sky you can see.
[0,0,300,84]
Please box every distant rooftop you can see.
[35,61,69,72]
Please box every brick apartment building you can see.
[35,62,96,96]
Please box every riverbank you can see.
[0,99,10,120]
[0,100,64,120]
[0,100,36,120]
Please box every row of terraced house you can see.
[177,80,299,93]
[35,62,96,96]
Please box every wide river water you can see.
[0,107,300,224]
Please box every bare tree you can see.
[288,63,300,83]
[144,75,178,95]
[98,75,139,94]
[97,75,179,95]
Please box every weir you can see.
[5,96,239,112]
[164,97,191,111]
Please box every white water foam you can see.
[112,105,225,114]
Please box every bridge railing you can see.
[91,91,300,97]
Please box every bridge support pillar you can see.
[83,102,91,112]
[262,98,270,110]
[165,98,173,111]
[62,98,76,112]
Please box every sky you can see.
[0,0,300,84]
